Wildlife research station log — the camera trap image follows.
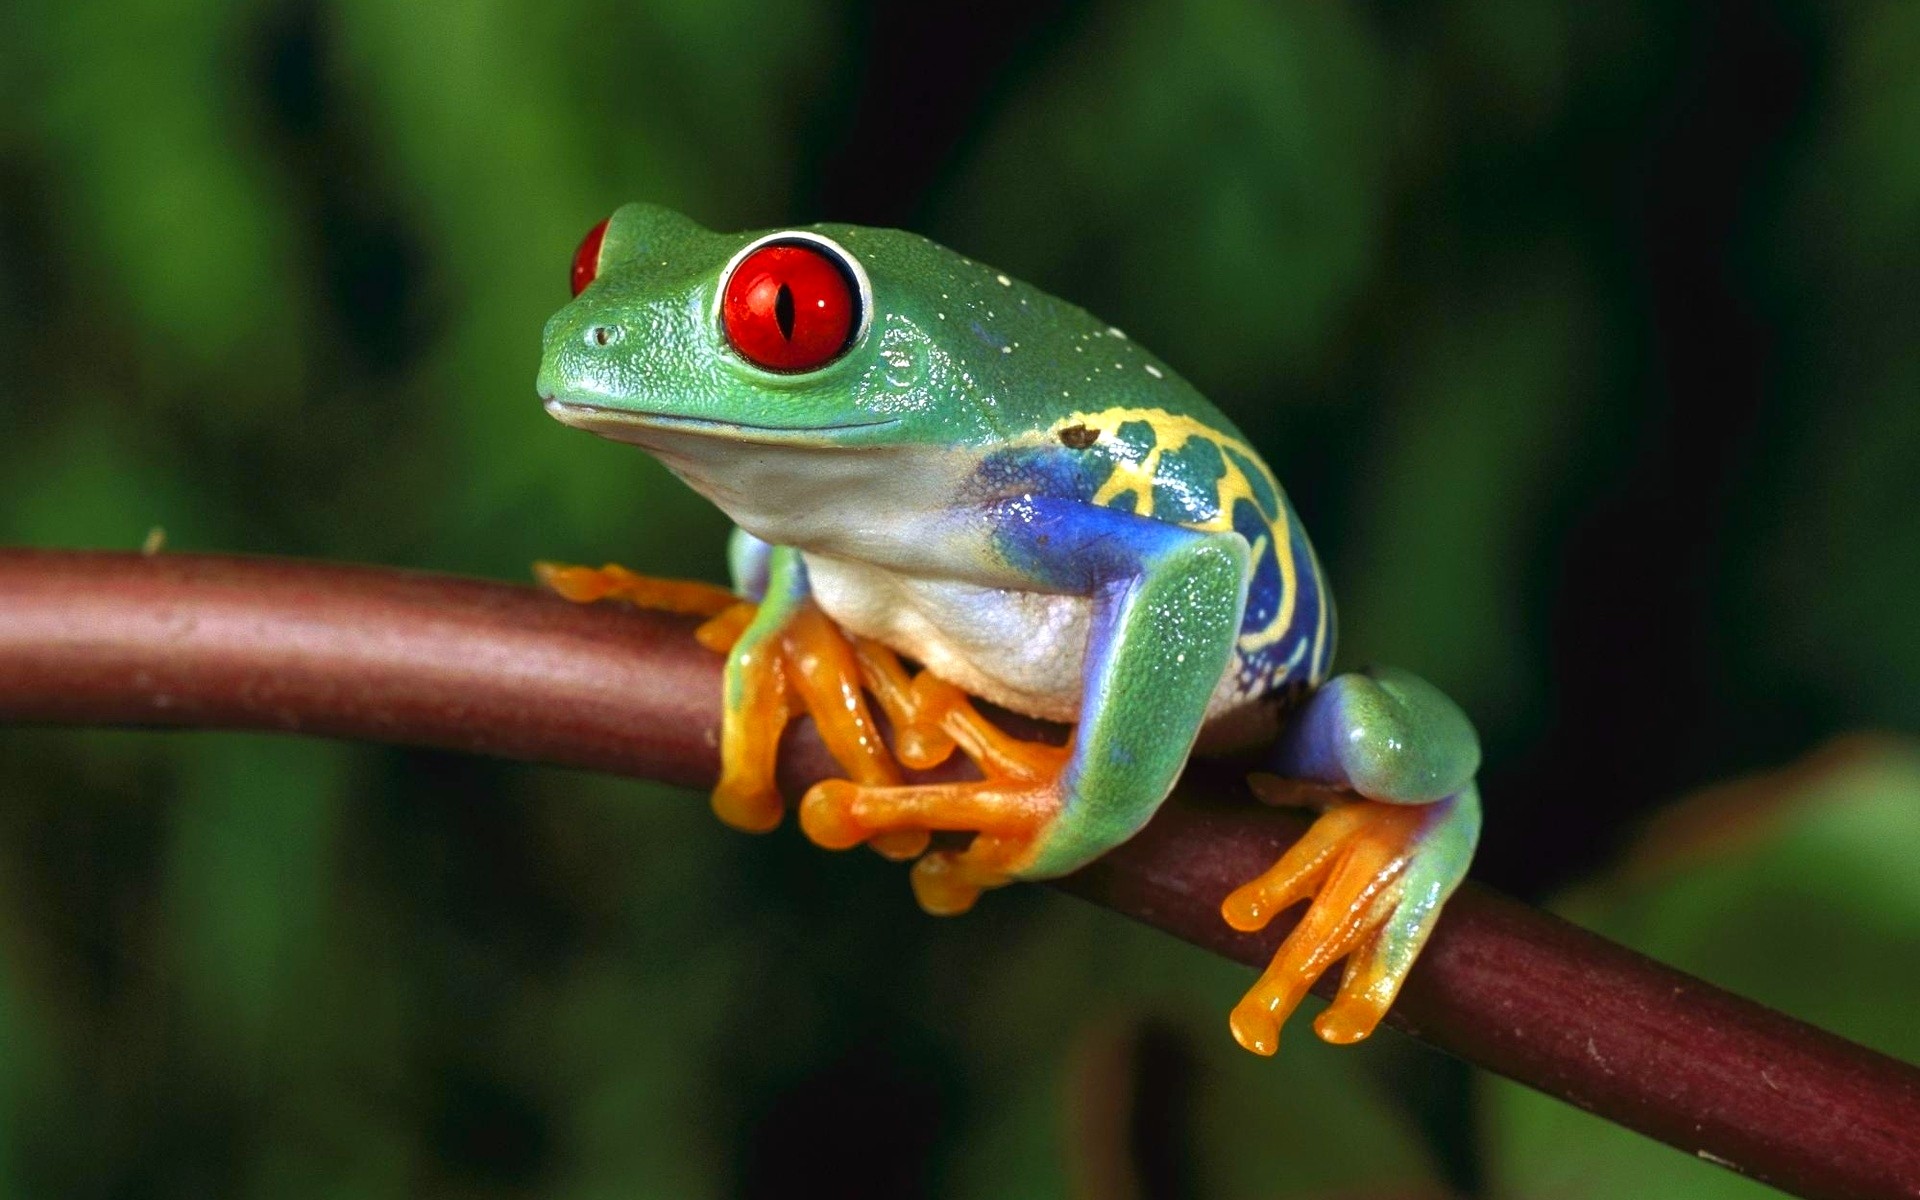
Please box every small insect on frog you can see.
[535,205,1481,1054]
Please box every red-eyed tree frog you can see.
[535,204,1481,1055]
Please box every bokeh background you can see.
[3,2,1918,1196]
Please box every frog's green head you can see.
[537,203,1019,453]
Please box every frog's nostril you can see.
[588,325,623,347]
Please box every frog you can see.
[534,203,1481,1055]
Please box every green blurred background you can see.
[3,1,1918,1196]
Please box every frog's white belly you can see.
[805,553,1089,721]
[802,553,1257,730]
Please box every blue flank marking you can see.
[968,442,1332,698]
[986,490,1177,591]
[1232,498,1278,639]
[1224,496,1329,693]
[971,444,1111,508]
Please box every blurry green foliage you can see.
[1,0,1917,1195]
[1754,3,1920,731]
[938,1,1393,385]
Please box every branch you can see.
[0,548,1914,1200]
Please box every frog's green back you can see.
[811,220,1252,450]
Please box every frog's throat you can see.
[543,397,900,445]
[549,410,977,576]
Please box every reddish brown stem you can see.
[0,549,1915,1200]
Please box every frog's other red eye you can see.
[570,217,609,296]
[721,242,858,372]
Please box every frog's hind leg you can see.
[1222,668,1482,1054]
[798,498,1249,918]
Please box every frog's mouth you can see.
[542,397,897,443]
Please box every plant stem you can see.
[0,548,1915,1200]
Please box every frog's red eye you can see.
[570,217,609,296]
[721,242,858,372]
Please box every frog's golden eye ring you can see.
[570,217,610,297]
[718,232,869,373]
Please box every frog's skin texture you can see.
[536,204,1482,1054]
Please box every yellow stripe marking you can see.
[1044,407,1298,653]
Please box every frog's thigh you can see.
[1267,667,1480,804]
[798,499,1247,908]
[1005,498,1252,878]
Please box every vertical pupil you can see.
[774,283,796,340]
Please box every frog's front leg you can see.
[539,538,925,856]
[1222,668,1482,1054]
[799,497,1250,915]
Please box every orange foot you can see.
[1219,789,1438,1055]
[536,561,920,855]
[797,640,1071,915]
[536,561,1077,902]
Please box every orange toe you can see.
[695,601,757,653]
[1222,800,1427,1055]
[798,772,1063,914]
[849,639,959,770]
[534,561,738,615]
[909,835,1027,915]
[782,608,899,791]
